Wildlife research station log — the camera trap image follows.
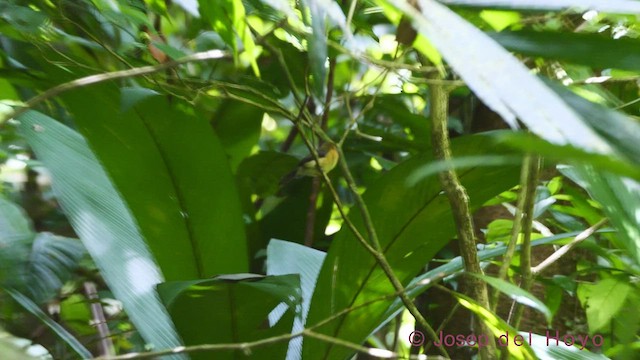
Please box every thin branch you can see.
[532,218,608,275]
[491,154,540,311]
[2,50,230,125]
[294,124,449,358]
[97,280,445,360]
[84,281,115,357]
[304,60,337,247]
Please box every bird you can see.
[279,142,339,189]
[295,142,339,177]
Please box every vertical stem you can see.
[429,78,497,359]
[510,156,542,329]
[84,281,115,357]
[491,154,539,310]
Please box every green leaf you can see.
[173,0,199,17]
[5,288,92,359]
[26,233,85,303]
[299,0,349,100]
[259,178,334,246]
[380,229,615,324]
[260,0,296,17]
[0,195,31,239]
[0,197,84,302]
[488,131,640,181]
[236,151,299,198]
[560,165,640,266]
[578,278,632,332]
[439,0,640,13]
[474,274,552,324]
[59,294,95,336]
[266,239,326,360]
[547,81,640,164]
[302,0,329,100]
[303,134,521,359]
[0,197,31,286]
[157,274,300,360]
[16,110,184,356]
[62,87,249,280]
[382,0,614,155]
[199,0,260,75]
[212,100,264,171]
[609,293,640,359]
[529,332,610,360]
[489,31,640,72]
[452,292,536,359]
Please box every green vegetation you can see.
[1,1,639,359]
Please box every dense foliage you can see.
[1,0,640,359]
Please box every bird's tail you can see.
[277,169,298,196]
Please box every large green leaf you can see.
[487,132,640,181]
[212,99,264,171]
[561,165,640,266]
[547,81,640,165]
[475,274,552,324]
[382,0,613,155]
[529,332,610,360]
[63,86,248,280]
[489,31,640,72]
[303,134,521,359]
[16,110,184,356]
[439,0,640,13]
[157,274,300,360]
[578,277,633,332]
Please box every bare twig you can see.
[532,218,608,275]
[96,281,446,360]
[84,281,115,357]
[304,60,337,247]
[2,50,230,125]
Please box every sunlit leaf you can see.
[157,274,300,360]
[267,239,326,360]
[578,278,632,332]
[439,0,640,13]
[490,31,640,72]
[474,274,552,324]
[382,0,614,155]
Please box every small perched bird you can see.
[295,142,339,177]
[280,142,339,189]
